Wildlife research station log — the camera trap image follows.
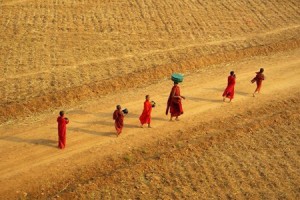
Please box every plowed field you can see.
[0,0,299,199]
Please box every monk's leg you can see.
[58,136,64,149]
[257,83,262,93]
[253,88,258,97]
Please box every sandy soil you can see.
[0,49,299,199]
[0,0,300,199]
[1,0,300,123]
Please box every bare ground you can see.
[0,0,300,199]
[0,49,299,199]
[0,0,300,123]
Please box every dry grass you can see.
[20,92,300,199]
[0,0,300,199]
[1,0,300,123]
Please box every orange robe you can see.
[113,110,124,135]
[222,75,236,100]
[166,85,183,117]
[57,116,69,149]
[139,100,152,125]
[252,72,265,92]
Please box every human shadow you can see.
[124,113,140,118]
[151,117,167,121]
[68,127,114,137]
[0,136,57,147]
[92,112,114,118]
[70,111,138,119]
[185,96,221,103]
[73,120,112,127]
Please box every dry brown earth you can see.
[1,0,300,123]
[0,0,300,199]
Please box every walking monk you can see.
[113,105,124,137]
[57,111,69,149]
[139,95,152,128]
[222,71,236,102]
[166,82,185,121]
[251,68,265,97]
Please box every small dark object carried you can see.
[64,117,69,121]
[151,101,156,108]
[122,108,128,114]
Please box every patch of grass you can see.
[123,154,133,163]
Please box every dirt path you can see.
[0,49,299,198]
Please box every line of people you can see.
[57,68,265,149]
[222,68,265,102]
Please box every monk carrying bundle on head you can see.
[166,74,185,121]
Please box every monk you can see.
[139,95,152,128]
[166,82,185,121]
[57,111,69,149]
[113,105,124,137]
[222,71,236,102]
[251,68,265,97]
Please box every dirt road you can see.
[1,0,300,199]
[0,49,299,199]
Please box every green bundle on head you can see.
[171,73,184,83]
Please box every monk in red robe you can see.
[139,95,152,128]
[166,82,185,121]
[57,111,69,149]
[222,71,236,102]
[251,68,265,97]
[113,105,124,137]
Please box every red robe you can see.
[222,75,236,100]
[57,116,69,149]
[251,72,265,92]
[113,110,124,135]
[139,100,152,125]
[166,85,183,117]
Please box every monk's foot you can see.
[148,125,152,128]
[252,93,255,97]
[140,125,143,128]
[175,117,179,121]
